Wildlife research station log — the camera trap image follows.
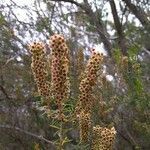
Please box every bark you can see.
[122,0,149,28]
[110,0,128,55]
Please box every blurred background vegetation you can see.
[0,0,149,149]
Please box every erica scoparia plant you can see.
[29,34,116,150]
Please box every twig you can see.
[59,121,63,150]
[0,85,11,100]
[0,124,55,147]
[142,48,150,56]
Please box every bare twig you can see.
[142,48,150,56]
[0,124,55,147]
[0,85,11,100]
[49,0,85,9]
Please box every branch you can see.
[113,120,138,149]
[109,0,128,55]
[122,0,149,28]
[142,48,150,56]
[0,84,11,100]
[0,124,55,146]
[49,0,85,9]
[49,0,112,56]
[117,130,136,148]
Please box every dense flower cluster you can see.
[92,125,116,150]
[29,42,50,99]
[49,34,70,116]
[78,111,91,143]
[28,36,116,148]
[76,50,103,115]
[75,49,103,143]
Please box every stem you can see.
[59,120,64,150]
[0,124,55,146]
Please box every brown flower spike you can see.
[76,49,103,115]
[76,49,103,143]
[49,34,70,118]
[29,42,50,99]
[92,125,116,150]
[78,111,91,143]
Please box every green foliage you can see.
[113,48,122,65]
[36,17,49,32]
[0,13,6,26]
[128,44,140,62]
